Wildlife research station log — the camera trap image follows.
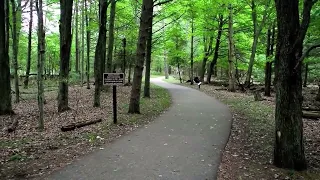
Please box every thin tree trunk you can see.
[81,0,85,86]
[5,0,9,52]
[0,0,13,115]
[245,0,270,87]
[273,0,315,170]
[303,63,308,87]
[228,4,236,92]
[85,0,90,89]
[200,36,213,82]
[207,14,223,84]
[75,0,79,73]
[11,0,20,103]
[128,62,132,83]
[144,11,153,98]
[190,17,194,85]
[178,63,182,83]
[264,27,272,96]
[106,0,116,73]
[36,0,45,130]
[58,0,73,112]
[122,38,126,75]
[128,0,153,114]
[24,0,33,88]
[93,0,108,107]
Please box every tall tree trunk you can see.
[24,0,33,88]
[128,62,132,83]
[178,63,182,83]
[144,11,153,98]
[75,0,79,73]
[106,0,116,73]
[93,0,108,107]
[0,0,13,115]
[85,0,90,89]
[228,4,236,92]
[273,0,316,170]
[11,0,20,103]
[5,0,9,52]
[200,36,213,82]
[264,27,272,96]
[36,0,45,130]
[303,63,308,87]
[58,0,73,112]
[122,38,126,74]
[81,0,85,86]
[128,0,153,114]
[190,17,194,85]
[244,0,270,87]
[207,14,223,84]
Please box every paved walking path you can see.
[47,78,232,180]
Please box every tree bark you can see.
[207,14,223,84]
[190,17,194,85]
[273,0,316,170]
[24,0,33,89]
[81,0,85,86]
[303,63,308,87]
[128,0,153,114]
[36,0,45,130]
[245,0,270,87]
[93,0,108,107]
[200,36,213,82]
[58,0,73,112]
[228,4,236,92]
[11,0,21,103]
[85,0,90,89]
[106,0,116,74]
[316,84,320,101]
[264,27,272,96]
[143,11,153,98]
[0,0,13,115]
[75,0,79,73]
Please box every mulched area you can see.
[0,84,171,179]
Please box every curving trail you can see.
[47,77,232,180]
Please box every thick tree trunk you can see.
[36,0,45,130]
[11,0,20,103]
[228,4,236,92]
[303,63,308,87]
[144,12,153,98]
[75,0,79,73]
[93,0,108,107]
[190,18,194,85]
[207,14,223,84]
[0,0,13,115]
[58,0,73,112]
[106,0,116,74]
[85,0,90,89]
[128,0,153,114]
[24,0,33,89]
[178,63,182,83]
[273,0,315,170]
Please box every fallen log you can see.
[302,107,320,111]
[61,119,102,132]
[303,111,320,120]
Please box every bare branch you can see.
[294,43,320,70]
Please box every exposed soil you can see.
[176,81,320,180]
[0,83,171,180]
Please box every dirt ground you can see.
[177,82,320,180]
[0,83,171,179]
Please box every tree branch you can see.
[154,0,173,7]
[294,43,320,70]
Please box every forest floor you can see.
[0,81,171,179]
[166,77,320,180]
